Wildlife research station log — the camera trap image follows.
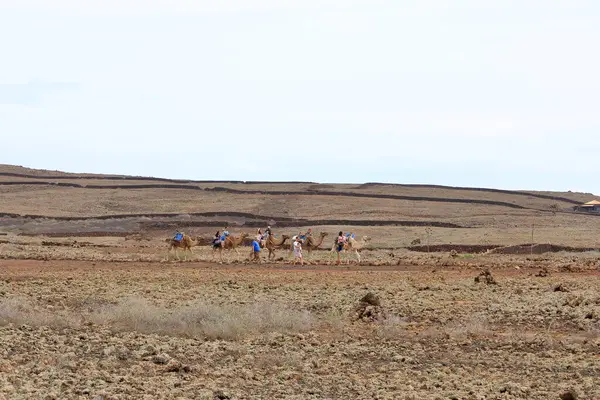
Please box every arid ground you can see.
[1,164,599,399]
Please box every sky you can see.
[1,0,599,193]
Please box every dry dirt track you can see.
[1,259,599,400]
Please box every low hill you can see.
[1,164,599,248]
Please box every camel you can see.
[264,234,290,260]
[214,232,249,263]
[332,235,372,264]
[289,232,328,258]
[164,234,202,261]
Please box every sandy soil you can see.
[1,259,599,400]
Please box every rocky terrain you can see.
[1,260,599,399]
[1,165,599,399]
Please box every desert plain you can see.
[1,164,599,400]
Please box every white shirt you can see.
[293,241,302,255]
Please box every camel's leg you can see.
[222,248,229,264]
[355,250,361,264]
[306,249,312,262]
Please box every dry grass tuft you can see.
[0,296,81,329]
[0,296,315,340]
[89,297,315,339]
[444,315,494,340]
[376,315,411,340]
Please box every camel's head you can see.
[240,232,249,239]
[281,234,290,239]
[363,236,372,242]
[319,232,329,237]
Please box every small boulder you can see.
[165,359,183,372]
[213,390,232,400]
[560,390,578,400]
[360,292,381,306]
[355,293,386,322]
[474,270,497,285]
[152,353,171,365]
[554,284,569,293]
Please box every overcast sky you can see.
[1,0,599,192]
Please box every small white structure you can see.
[575,200,600,213]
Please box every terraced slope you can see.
[1,164,599,247]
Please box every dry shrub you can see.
[1,296,314,340]
[376,315,411,340]
[0,296,81,329]
[320,309,345,333]
[444,315,493,341]
[87,296,315,340]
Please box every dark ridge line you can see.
[407,244,502,253]
[0,172,314,185]
[18,232,137,237]
[359,183,583,205]
[206,187,530,209]
[0,212,466,228]
[1,171,585,205]
[0,181,209,190]
[142,220,465,229]
[0,211,299,222]
[1,181,533,210]
[406,243,598,253]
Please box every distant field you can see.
[1,164,599,248]
[2,165,600,399]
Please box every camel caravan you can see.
[165,225,371,265]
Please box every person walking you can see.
[293,237,303,266]
[335,231,347,265]
[212,230,222,248]
[251,238,262,263]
